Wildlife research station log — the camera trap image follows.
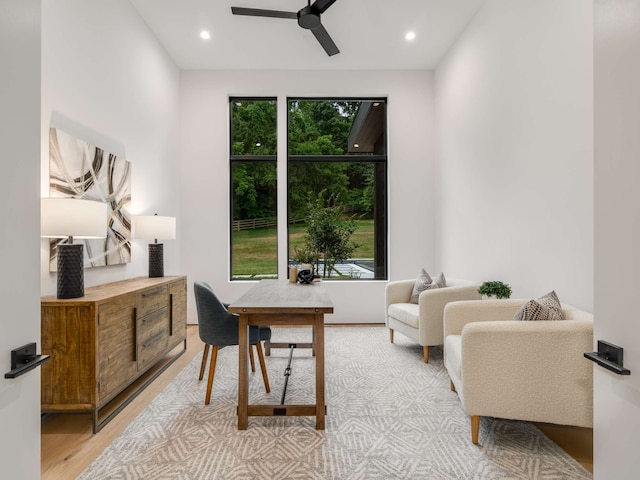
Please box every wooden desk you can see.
[228,279,333,430]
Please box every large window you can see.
[288,98,387,280]
[229,97,387,281]
[229,98,277,280]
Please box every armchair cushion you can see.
[387,303,420,329]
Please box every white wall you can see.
[41,0,181,295]
[180,70,435,323]
[0,1,42,478]
[434,0,593,311]
[594,0,640,477]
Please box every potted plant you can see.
[478,281,512,299]
[292,243,319,274]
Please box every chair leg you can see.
[471,415,480,445]
[423,346,429,363]
[205,345,219,405]
[389,328,394,343]
[265,339,271,356]
[255,341,270,393]
[199,344,210,381]
[249,344,256,372]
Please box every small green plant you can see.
[478,281,512,299]
[292,243,319,265]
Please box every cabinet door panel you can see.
[41,305,96,406]
[168,278,187,348]
[98,303,137,404]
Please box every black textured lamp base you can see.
[57,243,84,299]
[148,243,164,278]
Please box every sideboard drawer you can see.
[138,330,169,370]
[138,307,169,337]
[137,285,168,317]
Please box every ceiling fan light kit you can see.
[231,0,340,56]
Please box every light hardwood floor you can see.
[41,326,203,480]
[536,423,593,473]
[41,325,593,478]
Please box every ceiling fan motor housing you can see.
[297,6,321,29]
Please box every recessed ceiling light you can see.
[405,31,416,41]
[200,30,211,40]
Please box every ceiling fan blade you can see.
[231,7,297,20]
[311,23,339,56]
[311,0,338,14]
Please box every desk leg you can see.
[312,326,316,357]
[315,313,325,430]
[238,313,249,430]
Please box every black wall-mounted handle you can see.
[584,340,631,375]
[4,342,51,379]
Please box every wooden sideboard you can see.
[41,276,187,432]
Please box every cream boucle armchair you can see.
[443,299,593,444]
[385,278,481,363]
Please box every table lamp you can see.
[134,214,176,277]
[41,198,108,299]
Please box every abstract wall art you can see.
[49,128,132,271]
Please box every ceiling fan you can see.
[231,0,340,57]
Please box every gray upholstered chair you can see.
[194,281,271,405]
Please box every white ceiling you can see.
[129,0,486,70]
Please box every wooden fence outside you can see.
[232,205,361,231]
[232,217,305,231]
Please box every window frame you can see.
[228,96,389,282]
[229,96,278,281]
[286,96,388,281]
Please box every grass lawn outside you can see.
[232,219,374,278]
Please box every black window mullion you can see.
[288,155,387,163]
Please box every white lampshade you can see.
[134,215,176,241]
[41,198,107,239]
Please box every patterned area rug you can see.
[79,327,591,479]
